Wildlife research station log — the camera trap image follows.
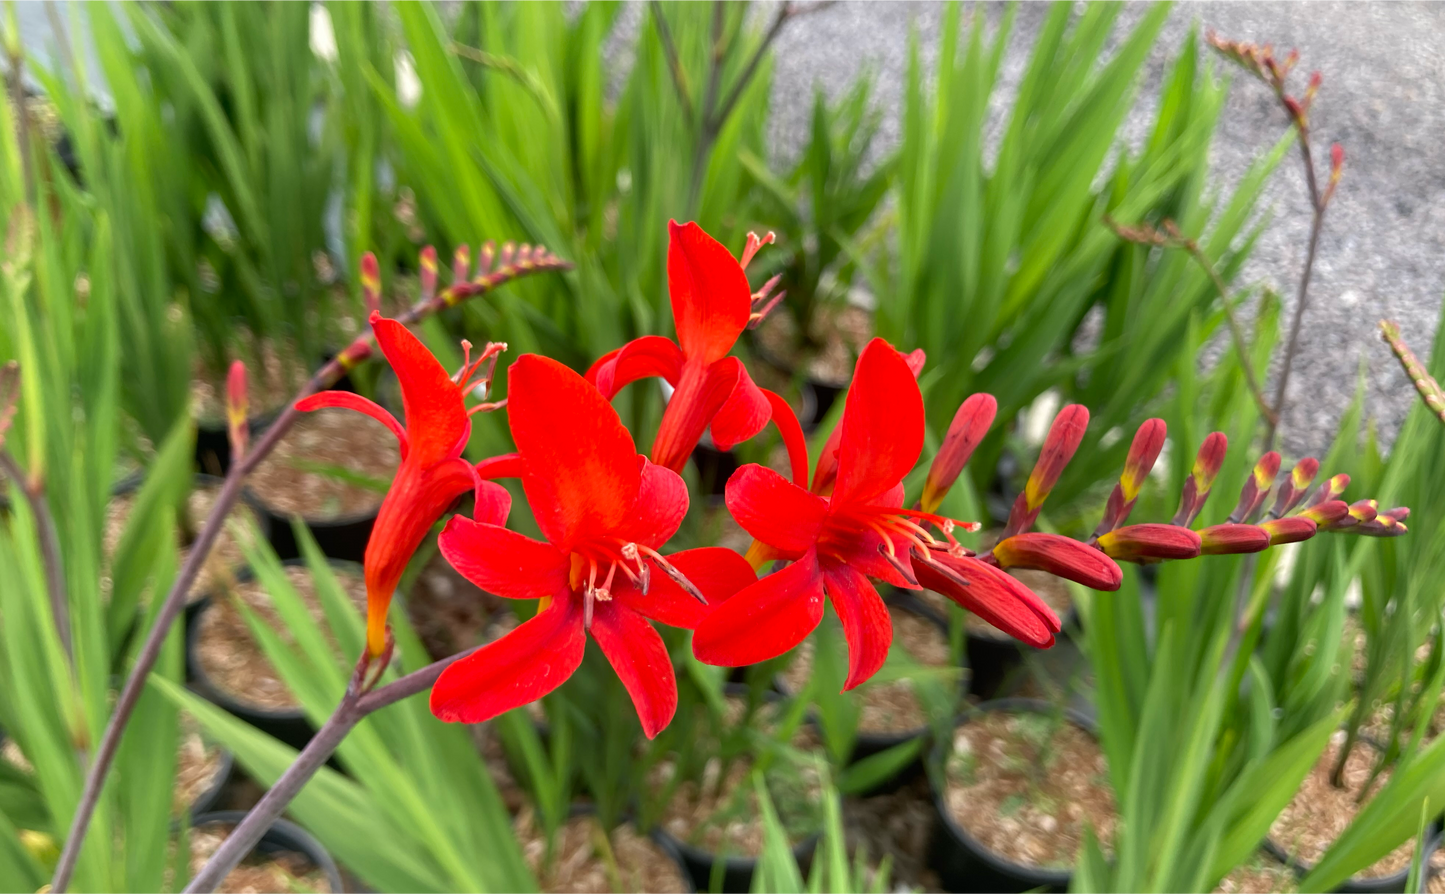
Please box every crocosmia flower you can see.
[296,312,500,657]
[430,354,755,737]
[693,338,977,689]
[586,221,770,473]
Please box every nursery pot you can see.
[927,698,1100,893]
[195,410,276,478]
[181,744,235,820]
[190,811,343,893]
[651,825,817,894]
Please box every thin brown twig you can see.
[50,247,570,893]
[649,0,695,127]
[0,448,69,660]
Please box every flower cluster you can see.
[303,222,1408,737]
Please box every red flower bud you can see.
[1259,516,1317,546]
[1198,523,1270,555]
[1302,499,1349,527]
[1094,418,1166,537]
[1306,473,1349,508]
[1331,143,1344,175]
[418,245,438,303]
[1228,451,1281,523]
[1348,499,1378,524]
[1097,523,1202,563]
[1381,506,1410,522]
[1003,404,1088,538]
[360,252,381,316]
[1351,516,1408,537]
[1173,432,1228,526]
[992,533,1122,592]
[226,360,248,461]
[453,244,471,283]
[1269,457,1319,517]
[922,393,997,514]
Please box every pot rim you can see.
[189,810,344,893]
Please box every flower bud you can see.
[1003,404,1088,538]
[453,244,471,284]
[1094,418,1166,537]
[226,360,248,461]
[418,245,438,303]
[1097,523,1202,563]
[1351,516,1408,537]
[1198,523,1270,555]
[922,393,997,514]
[913,554,1061,649]
[360,252,381,316]
[1258,516,1317,546]
[1269,457,1319,518]
[1306,473,1349,508]
[1228,451,1281,523]
[1172,432,1228,526]
[1301,499,1349,527]
[1381,506,1410,522]
[992,533,1122,591]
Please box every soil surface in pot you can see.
[182,820,333,893]
[1427,847,1445,893]
[192,342,313,427]
[248,407,399,519]
[516,809,689,893]
[780,604,955,734]
[1214,851,1297,893]
[844,774,940,890]
[1270,736,1415,879]
[195,564,367,712]
[105,482,263,603]
[174,715,225,815]
[943,709,1116,870]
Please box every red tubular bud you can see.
[922,393,998,514]
[1381,506,1410,522]
[226,360,248,461]
[1025,405,1089,510]
[914,554,1061,648]
[1198,523,1271,555]
[1348,499,1378,523]
[360,252,381,316]
[1229,451,1282,523]
[992,533,1123,592]
[1269,457,1320,517]
[1095,418,1166,537]
[1097,523,1202,564]
[1302,499,1349,527]
[1173,432,1228,526]
[1350,516,1408,537]
[1331,143,1344,176]
[418,246,438,303]
[1259,516,1318,546]
[453,244,471,283]
[1283,95,1304,122]
[1306,473,1349,508]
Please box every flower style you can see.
[586,221,772,473]
[693,338,981,689]
[296,312,503,658]
[430,354,756,737]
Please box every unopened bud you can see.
[1302,499,1349,527]
[226,360,248,461]
[453,244,471,283]
[418,246,438,303]
[1269,457,1319,518]
[992,533,1122,591]
[1330,143,1344,182]
[1307,473,1350,508]
[1228,451,1281,523]
[1097,523,1202,564]
[1172,432,1228,526]
[360,252,381,316]
[1198,523,1271,556]
[922,393,997,514]
[1258,516,1317,546]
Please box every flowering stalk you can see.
[51,243,570,893]
[1380,319,1445,426]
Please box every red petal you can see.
[724,464,827,556]
[473,479,512,527]
[617,457,689,550]
[650,360,718,473]
[430,598,585,724]
[991,533,1122,591]
[667,220,751,364]
[372,315,469,464]
[709,358,771,451]
[614,546,757,630]
[586,336,685,400]
[832,338,925,505]
[589,602,678,739]
[692,551,826,667]
[822,563,892,691]
[915,555,1060,648]
[508,354,640,550]
[475,452,523,480]
[438,515,569,601]
[296,391,408,456]
[762,389,810,486]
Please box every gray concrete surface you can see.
[17,2,1445,456]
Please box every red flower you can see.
[430,354,755,737]
[586,221,770,473]
[297,312,502,657]
[913,555,1061,648]
[692,338,973,689]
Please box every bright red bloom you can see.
[693,338,974,689]
[297,312,499,657]
[586,221,770,473]
[430,354,755,737]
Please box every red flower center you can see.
[817,504,979,582]
[566,539,703,628]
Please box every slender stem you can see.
[685,1,730,214]
[0,450,70,659]
[650,1,695,127]
[182,649,470,893]
[1178,241,1275,425]
[49,250,569,893]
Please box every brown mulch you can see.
[842,774,940,891]
[1270,736,1414,880]
[185,821,333,894]
[195,564,367,712]
[175,717,225,816]
[1214,851,1298,893]
[516,810,689,894]
[248,407,398,519]
[942,710,1115,871]
[192,342,313,425]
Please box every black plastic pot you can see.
[183,746,235,819]
[652,824,817,894]
[194,359,357,477]
[927,698,1098,893]
[190,811,343,893]
[246,493,378,564]
[691,444,740,501]
[184,559,364,750]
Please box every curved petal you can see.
[508,354,640,550]
[762,389,809,486]
[295,390,408,455]
[587,336,685,399]
[650,360,718,473]
[438,514,569,601]
[473,479,512,527]
[693,551,825,667]
[915,555,1060,648]
[617,457,688,550]
[709,358,771,451]
[668,220,751,364]
[372,314,469,464]
[590,602,678,739]
[822,562,892,691]
[725,464,827,555]
[430,598,586,724]
[475,452,523,480]
[615,546,757,629]
[832,339,925,505]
